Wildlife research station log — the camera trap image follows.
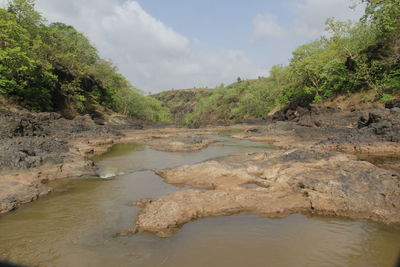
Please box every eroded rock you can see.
[143,134,216,152]
[0,110,120,214]
[132,149,400,237]
[316,108,400,153]
[0,155,96,214]
[122,130,218,152]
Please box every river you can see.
[0,137,399,267]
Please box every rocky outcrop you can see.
[0,110,121,140]
[0,109,122,173]
[0,110,222,214]
[0,155,96,214]
[316,108,400,153]
[235,105,400,155]
[269,105,356,128]
[123,132,216,152]
[0,110,122,214]
[110,126,240,153]
[131,149,400,237]
[0,138,68,170]
[385,99,400,109]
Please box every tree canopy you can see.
[0,0,170,121]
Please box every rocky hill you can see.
[152,89,212,125]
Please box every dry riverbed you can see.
[130,104,400,236]
[1,104,400,238]
[0,109,234,213]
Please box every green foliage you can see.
[7,0,43,35]
[0,0,170,121]
[275,1,399,108]
[0,8,56,110]
[362,0,400,39]
[113,86,171,122]
[182,113,199,128]
[152,89,210,125]
[2,0,398,124]
[181,76,285,126]
[173,0,399,126]
[379,93,395,103]
[382,69,400,93]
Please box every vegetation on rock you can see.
[152,89,212,126]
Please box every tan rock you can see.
[132,149,400,237]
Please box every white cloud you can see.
[251,0,365,68]
[2,0,366,92]
[22,0,263,92]
[0,0,264,92]
[252,0,364,42]
[252,13,288,41]
[291,0,365,40]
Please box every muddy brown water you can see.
[357,154,400,172]
[0,137,399,267]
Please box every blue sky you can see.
[135,0,363,67]
[135,1,289,48]
[1,0,365,92]
[136,0,285,63]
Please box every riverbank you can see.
[0,109,226,214]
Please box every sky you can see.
[0,0,365,93]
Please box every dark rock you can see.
[295,106,309,118]
[0,109,125,172]
[0,138,68,170]
[391,107,400,114]
[286,109,297,121]
[271,110,286,121]
[317,107,400,150]
[358,112,382,128]
[246,128,259,133]
[385,99,400,109]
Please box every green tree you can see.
[0,8,56,111]
[362,0,400,39]
[7,0,43,35]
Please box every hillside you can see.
[155,0,399,127]
[1,0,399,128]
[152,89,212,125]
[0,0,170,122]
